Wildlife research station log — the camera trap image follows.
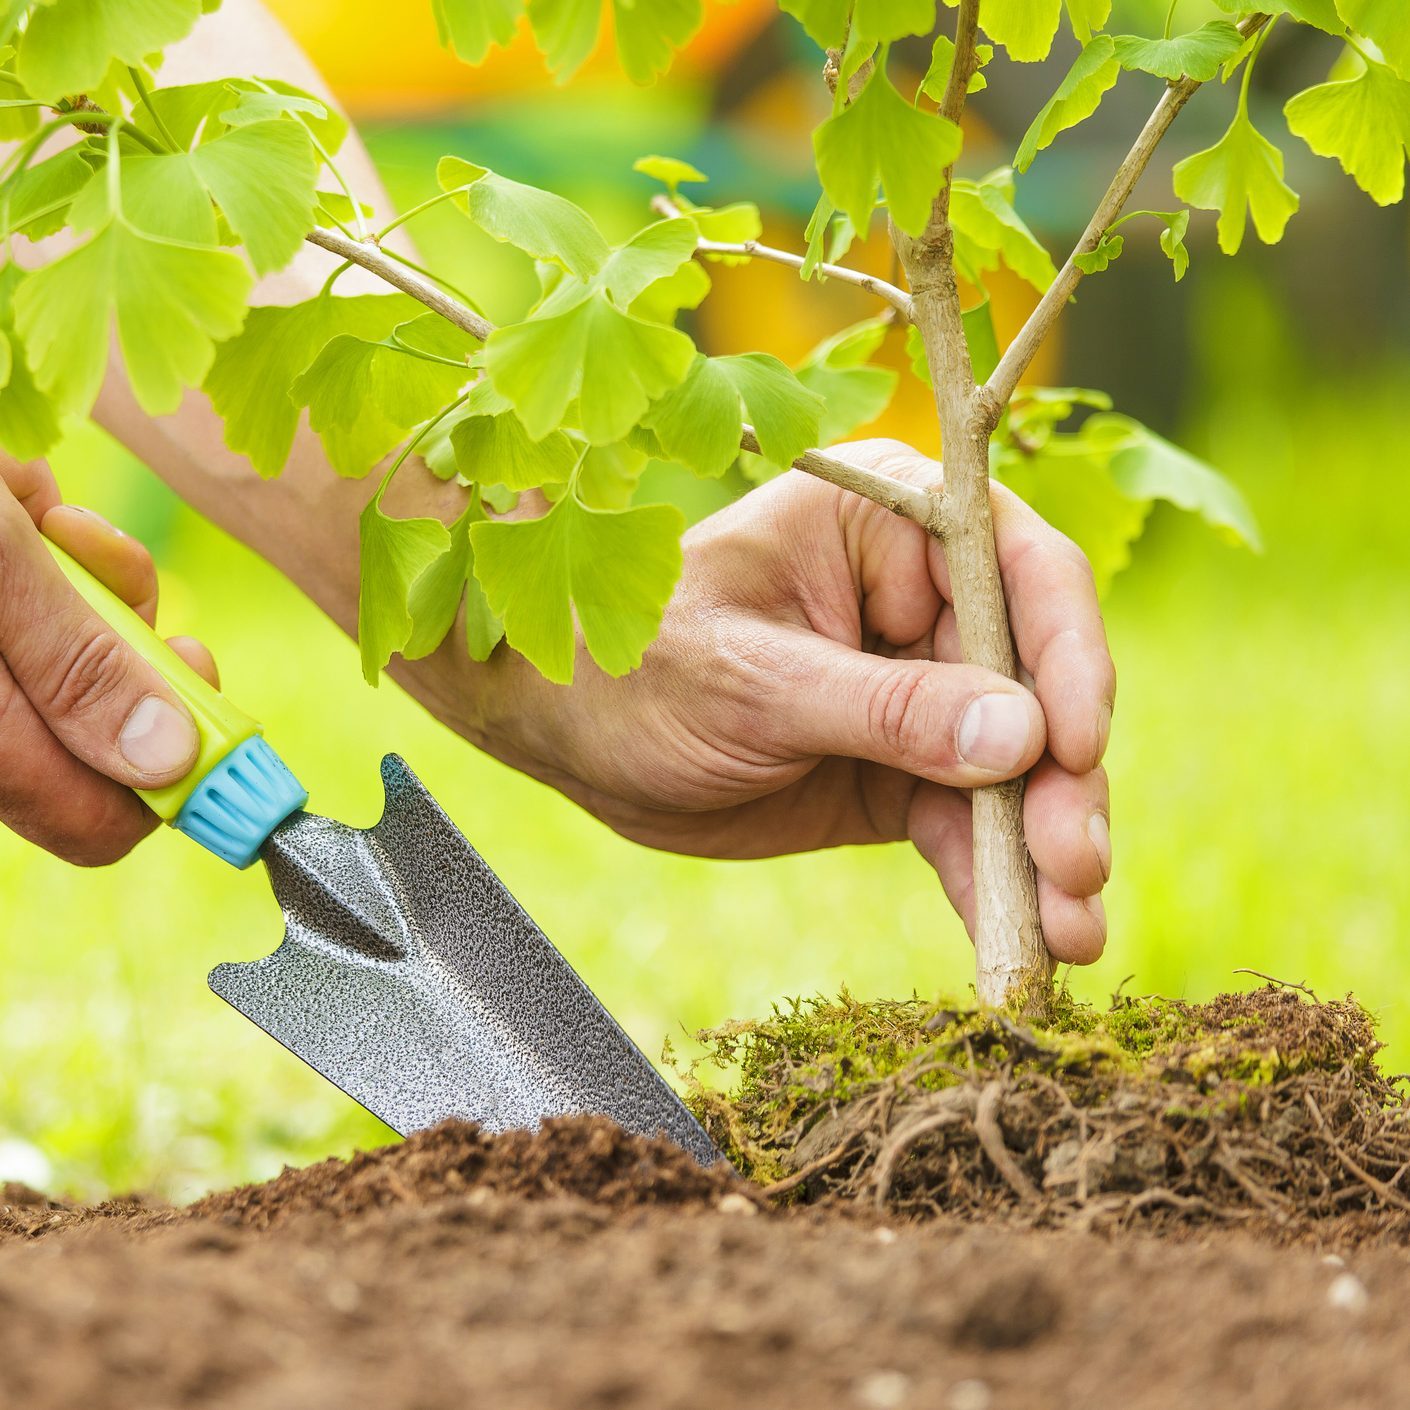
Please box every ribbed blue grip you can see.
[172,737,309,869]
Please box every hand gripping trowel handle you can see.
[46,541,308,869]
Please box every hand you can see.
[0,458,219,865]
[477,440,1115,964]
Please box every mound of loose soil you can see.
[6,987,1410,1409]
[686,985,1410,1241]
[3,1111,1410,1410]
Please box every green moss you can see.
[681,985,1383,1182]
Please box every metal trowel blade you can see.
[208,755,720,1166]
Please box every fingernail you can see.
[1088,811,1112,881]
[957,693,1032,773]
[119,696,198,777]
[1095,700,1113,762]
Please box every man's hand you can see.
[0,458,218,865]
[471,441,1115,965]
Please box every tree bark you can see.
[895,224,1052,1016]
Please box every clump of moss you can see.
[679,985,1405,1238]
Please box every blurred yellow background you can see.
[1,2,1407,1198]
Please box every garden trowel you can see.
[48,542,720,1168]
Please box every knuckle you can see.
[41,628,131,725]
[868,666,932,761]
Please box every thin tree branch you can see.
[739,428,935,524]
[940,0,983,128]
[649,194,913,320]
[984,13,1271,413]
[306,227,935,530]
[306,226,495,340]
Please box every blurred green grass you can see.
[3,160,1409,1198]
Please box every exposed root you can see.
[682,985,1410,1241]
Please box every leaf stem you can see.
[984,12,1271,413]
[375,187,465,242]
[252,77,368,239]
[128,68,182,152]
[1163,0,1181,41]
[305,224,936,530]
[649,193,913,319]
[375,392,471,503]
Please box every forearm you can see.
[73,2,498,745]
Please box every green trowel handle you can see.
[46,541,261,821]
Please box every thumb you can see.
[0,494,199,790]
[779,636,1046,786]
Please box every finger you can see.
[910,782,1107,964]
[779,634,1046,786]
[907,782,976,933]
[822,443,1115,774]
[1036,874,1107,965]
[0,456,62,526]
[167,635,220,689]
[0,655,158,866]
[0,492,199,790]
[1024,757,1110,900]
[971,487,1115,775]
[41,505,160,625]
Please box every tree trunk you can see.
[896,225,1053,1016]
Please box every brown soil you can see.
[3,1112,1409,1410]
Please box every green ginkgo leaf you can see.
[450,395,580,490]
[1065,0,1111,43]
[291,318,477,477]
[1284,58,1410,206]
[206,293,421,477]
[600,219,699,304]
[470,492,685,683]
[1335,0,1410,78]
[1074,230,1123,273]
[852,0,935,42]
[796,317,899,445]
[188,120,319,273]
[1212,0,1340,29]
[526,0,700,84]
[814,66,961,237]
[14,216,251,417]
[1099,414,1262,550]
[614,0,702,83]
[16,0,203,98]
[485,287,694,445]
[358,493,452,684]
[1172,107,1299,254]
[432,0,523,63]
[1014,37,1120,172]
[1112,21,1244,82]
[0,150,91,241]
[0,266,61,461]
[721,352,825,469]
[642,354,743,477]
[778,0,847,47]
[981,0,1063,61]
[920,35,995,100]
[633,154,708,189]
[644,351,823,476]
[401,502,506,665]
[438,156,609,278]
[950,169,1057,292]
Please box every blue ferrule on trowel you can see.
[172,737,309,870]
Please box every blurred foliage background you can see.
[2,0,1408,1198]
